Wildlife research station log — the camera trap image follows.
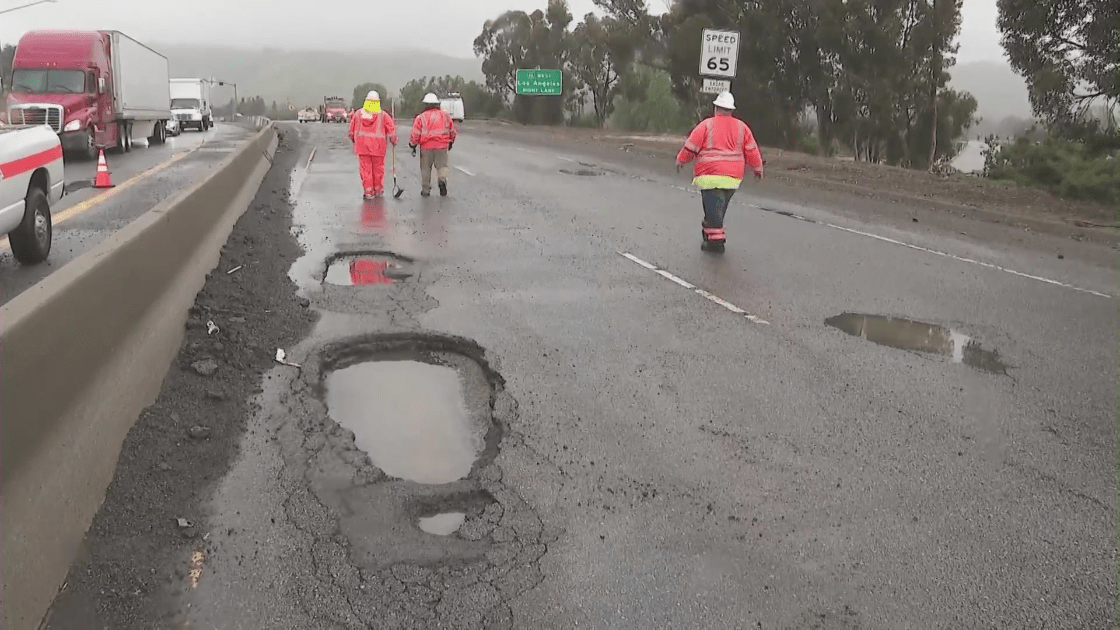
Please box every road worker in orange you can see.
[408,92,457,197]
[348,90,397,199]
[676,91,764,252]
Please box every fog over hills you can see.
[161,45,1033,128]
[161,44,484,109]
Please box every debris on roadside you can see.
[275,348,301,368]
[187,425,212,440]
[206,320,219,335]
[226,265,243,275]
[191,359,219,376]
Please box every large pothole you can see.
[324,251,414,286]
[318,334,505,484]
[826,313,1008,374]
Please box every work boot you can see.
[701,227,726,253]
[421,190,431,197]
[438,180,448,197]
[363,190,374,200]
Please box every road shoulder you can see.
[42,129,315,629]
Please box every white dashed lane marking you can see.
[454,165,475,176]
[657,180,1113,300]
[619,252,770,325]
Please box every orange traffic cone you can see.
[93,150,114,188]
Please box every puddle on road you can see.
[324,254,413,286]
[418,512,466,536]
[325,360,478,484]
[560,168,603,176]
[825,313,1008,374]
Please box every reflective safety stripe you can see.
[419,110,451,139]
[355,112,386,138]
[697,117,745,164]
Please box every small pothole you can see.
[825,313,1008,374]
[418,512,466,535]
[324,252,413,286]
[560,168,603,176]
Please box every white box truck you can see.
[440,93,465,122]
[170,78,213,131]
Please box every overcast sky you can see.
[0,0,1006,64]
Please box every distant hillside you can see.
[159,44,484,109]
[948,60,1033,124]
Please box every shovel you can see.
[391,100,404,198]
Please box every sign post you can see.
[515,69,563,96]
[698,28,739,96]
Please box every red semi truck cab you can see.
[6,30,172,160]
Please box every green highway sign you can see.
[516,69,562,96]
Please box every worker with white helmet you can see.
[675,91,764,252]
[348,90,397,199]
[409,92,458,197]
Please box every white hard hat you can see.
[366,90,380,101]
[713,91,735,110]
[422,92,440,105]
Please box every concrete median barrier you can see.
[0,122,280,629]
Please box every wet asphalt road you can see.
[47,120,1117,629]
[0,124,254,306]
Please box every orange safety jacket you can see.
[676,113,764,182]
[348,110,397,156]
[409,107,457,150]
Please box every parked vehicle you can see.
[169,78,213,131]
[7,30,172,161]
[298,107,319,123]
[439,93,465,123]
[323,96,348,123]
[0,125,64,264]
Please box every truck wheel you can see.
[123,124,133,152]
[80,131,98,161]
[149,121,166,145]
[10,186,52,265]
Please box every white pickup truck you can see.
[0,124,64,264]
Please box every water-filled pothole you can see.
[825,313,1008,374]
[326,360,475,483]
[418,512,466,535]
[324,252,413,286]
[320,335,504,486]
[560,168,603,176]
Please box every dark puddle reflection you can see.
[826,313,1008,374]
[325,256,412,286]
[325,360,477,484]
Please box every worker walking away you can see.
[409,92,457,197]
[348,90,397,199]
[675,92,764,253]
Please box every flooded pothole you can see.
[418,512,466,535]
[825,313,1008,374]
[324,252,413,286]
[319,334,505,485]
[560,168,603,176]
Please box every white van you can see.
[439,94,464,123]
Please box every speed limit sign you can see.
[699,29,740,78]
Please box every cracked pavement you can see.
[43,120,1117,629]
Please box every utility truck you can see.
[7,30,172,160]
[0,125,64,264]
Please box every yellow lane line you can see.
[1,146,200,250]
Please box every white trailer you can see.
[170,78,214,131]
[106,31,172,146]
